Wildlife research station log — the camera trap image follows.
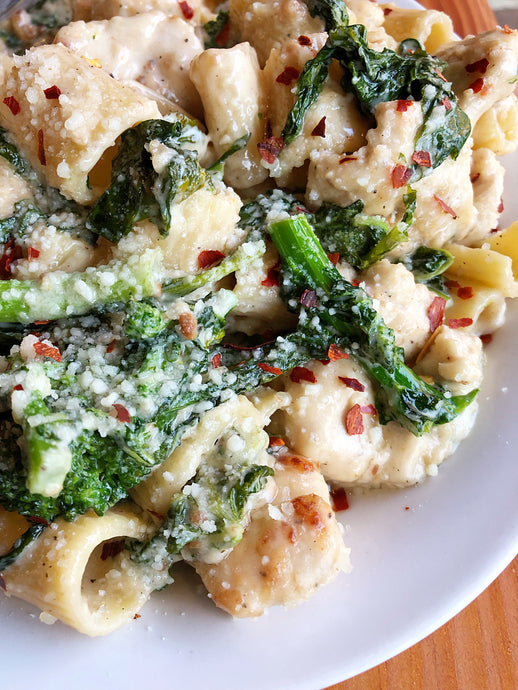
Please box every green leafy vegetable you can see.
[310,188,416,269]
[86,117,209,243]
[239,189,414,268]
[303,0,349,32]
[0,522,46,572]
[207,133,251,173]
[0,127,29,177]
[203,10,231,49]
[282,21,471,179]
[400,245,454,297]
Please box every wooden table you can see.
[326,1,518,688]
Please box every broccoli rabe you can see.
[239,189,414,269]
[283,13,471,180]
[268,215,477,434]
[129,424,273,566]
[86,117,211,243]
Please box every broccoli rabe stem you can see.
[0,249,162,323]
[269,215,477,435]
[162,241,265,297]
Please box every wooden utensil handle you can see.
[419,0,497,36]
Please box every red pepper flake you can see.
[469,78,484,94]
[3,96,20,115]
[457,286,474,300]
[391,164,412,189]
[27,246,40,260]
[37,129,46,166]
[113,403,131,423]
[211,353,221,368]
[276,66,300,85]
[258,362,283,376]
[328,343,349,361]
[338,376,365,392]
[412,150,432,167]
[27,515,50,526]
[178,0,194,19]
[269,436,285,447]
[360,404,377,415]
[33,342,62,362]
[396,99,413,112]
[383,7,393,15]
[447,317,473,329]
[345,404,364,435]
[427,296,446,333]
[261,263,280,287]
[179,311,198,340]
[298,35,311,46]
[290,366,317,384]
[434,194,457,218]
[480,333,493,344]
[330,487,349,512]
[465,58,489,74]
[471,172,481,183]
[133,613,141,619]
[43,85,61,99]
[444,279,460,289]
[339,156,358,164]
[311,116,326,138]
[257,136,285,164]
[106,339,117,353]
[0,237,23,278]
[197,249,225,269]
[442,96,452,111]
[13,384,23,391]
[100,539,125,560]
[215,20,230,47]
[503,24,513,34]
[327,252,340,266]
[351,279,361,287]
[33,320,50,325]
[319,359,330,366]
[300,288,318,308]
[435,68,449,82]
[498,199,504,214]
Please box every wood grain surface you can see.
[325,2,517,688]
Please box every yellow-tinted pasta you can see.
[0,44,160,203]
[1,504,158,636]
[381,5,454,53]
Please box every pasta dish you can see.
[0,0,517,636]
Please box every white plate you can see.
[2,2,518,688]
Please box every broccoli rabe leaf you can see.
[282,21,471,179]
[135,464,273,563]
[239,189,414,268]
[310,188,416,269]
[304,0,349,31]
[0,522,46,572]
[400,245,454,297]
[0,200,45,243]
[203,10,232,49]
[86,118,209,243]
[0,127,29,177]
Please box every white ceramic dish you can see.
[2,2,518,688]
